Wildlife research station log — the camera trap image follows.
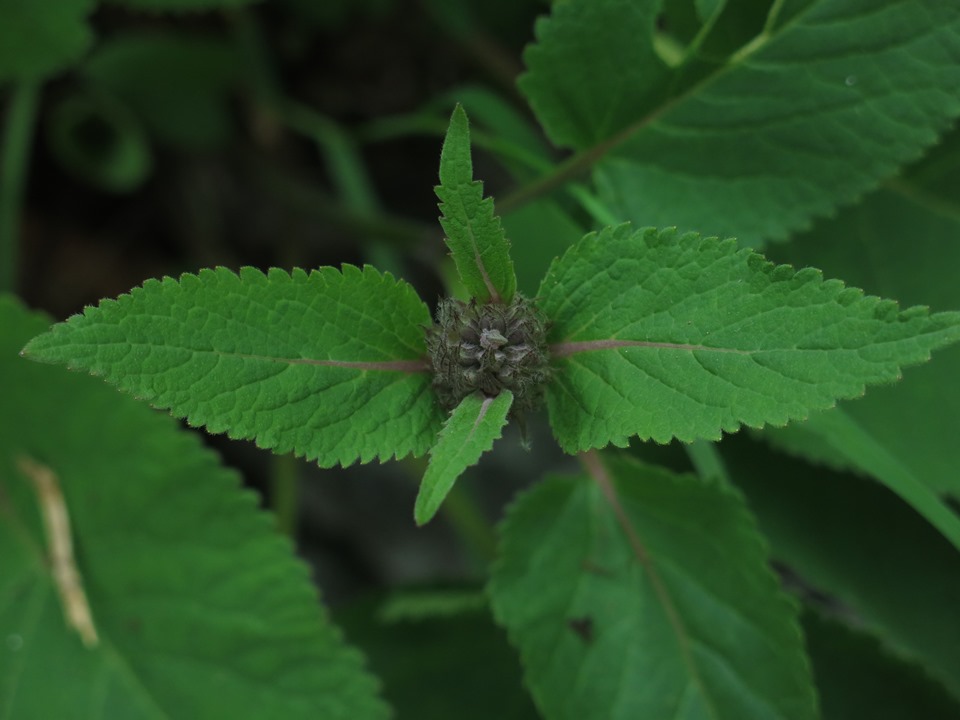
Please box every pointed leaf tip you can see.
[414,391,513,526]
[436,105,517,304]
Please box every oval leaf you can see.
[22,265,443,467]
[489,452,818,720]
[538,225,960,452]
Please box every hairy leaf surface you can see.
[522,0,960,245]
[0,296,388,719]
[769,184,960,499]
[723,435,960,701]
[436,105,517,304]
[414,391,513,526]
[489,453,817,720]
[538,225,960,452]
[23,265,443,467]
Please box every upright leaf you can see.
[538,224,960,452]
[437,105,517,304]
[489,453,818,720]
[23,265,443,468]
[414,391,513,525]
[0,296,388,719]
[522,0,960,245]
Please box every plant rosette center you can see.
[426,295,550,416]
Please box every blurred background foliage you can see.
[1,1,567,715]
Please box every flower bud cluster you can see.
[426,295,550,415]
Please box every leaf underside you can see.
[23,265,444,468]
[414,391,513,525]
[489,453,818,720]
[537,225,960,453]
[522,0,960,245]
[0,296,388,719]
[437,104,517,304]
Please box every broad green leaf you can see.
[762,407,960,552]
[414,391,513,525]
[0,296,388,719]
[436,105,517,304]
[23,265,443,468]
[0,0,95,81]
[522,0,960,245]
[696,0,726,21]
[722,434,960,701]
[520,0,670,149]
[489,453,817,720]
[768,185,960,498]
[803,612,960,720]
[538,224,960,452]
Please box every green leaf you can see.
[768,184,960,499]
[414,391,513,525]
[0,296,388,719]
[337,596,536,720]
[520,0,669,149]
[0,0,95,82]
[436,105,517,304]
[538,225,960,452]
[761,407,960,552]
[522,0,960,245]
[489,453,818,720]
[723,434,960,701]
[803,612,960,720]
[22,265,443,468]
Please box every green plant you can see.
[4,0,960,718]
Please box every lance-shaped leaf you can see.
[489,452,818,720]
[22,265,443,468]
[436,105,517,304]
[0,296,388,719]
[538,224,960,452]
[521,0,960,245]
[414,391,513,526]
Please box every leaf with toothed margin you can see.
[436,104,517,304]
[22,265,444,468]
[1,296,389,719]
[521,0,960,246]
[488,452,818,720]
[537,224,960,453]
[414,391,513,526]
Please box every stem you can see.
[684,440,730,484]
[272,452,300,537]
[0,81,40,294]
